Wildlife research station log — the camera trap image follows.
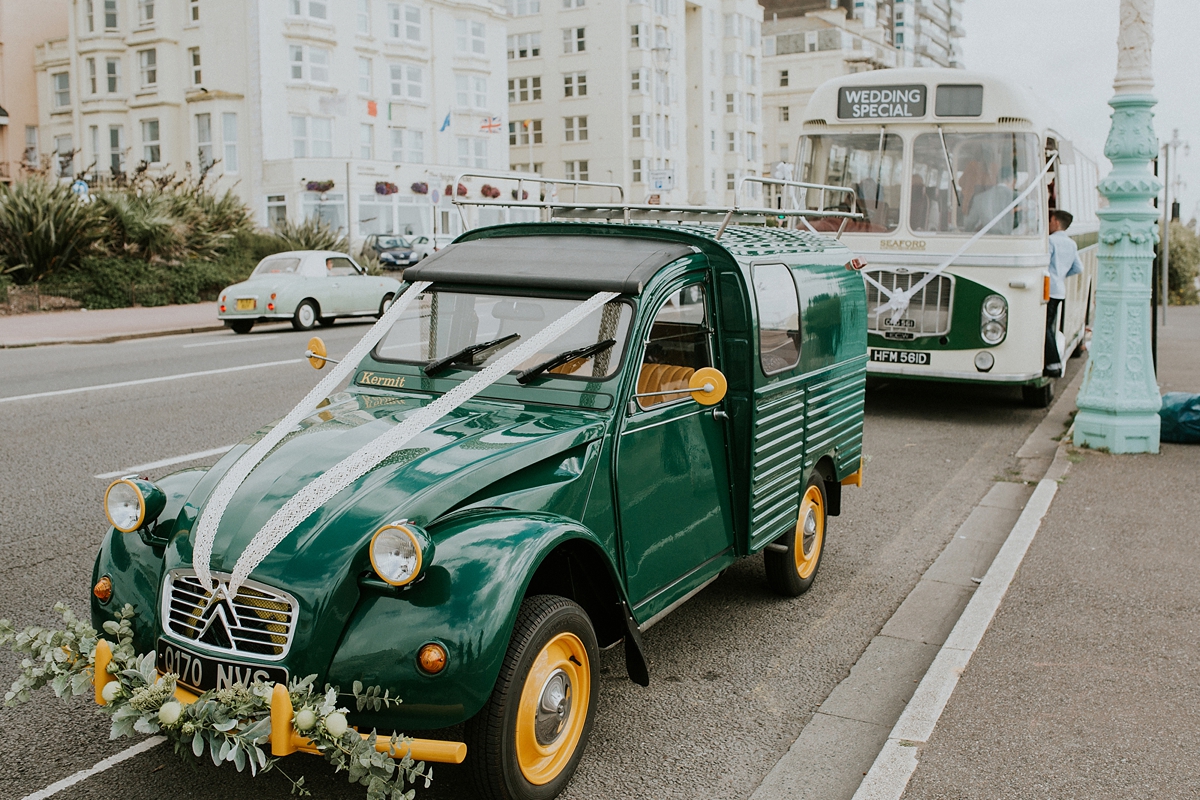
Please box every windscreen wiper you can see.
[515,339,616,385]
[424,333,520,376]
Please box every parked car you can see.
[405,234,441,259]
[94,221,867,799]
[217,250,401,333]
[361,234,421,271]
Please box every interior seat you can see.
[637,363,695,408]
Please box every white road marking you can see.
[21,736,167,800]
[181,337,265,348]
[0,358,304,404]
[851,476,1061,800]
[95,445,235,479]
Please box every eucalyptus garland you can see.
[0,604,432,800]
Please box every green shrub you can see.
[269,218,349,253]
[1167,221,1200,305]
[0,179,106,284]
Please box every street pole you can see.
[1159,128,1189,326]
[1073,0,1162,454]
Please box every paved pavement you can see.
[897,305,1200,799]
[0,302,232,348]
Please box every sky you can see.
[961,0,1200,222]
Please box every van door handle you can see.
[711,408,729,421]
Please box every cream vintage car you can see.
[218,250,402,334]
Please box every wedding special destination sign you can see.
[837,84,927,119]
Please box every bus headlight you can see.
[369,522,433,586]
[980,294,1008,344]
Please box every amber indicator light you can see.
[93,576,113,603]
[418,643,447,674]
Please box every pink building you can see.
[0,0,70,182]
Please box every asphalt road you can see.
[0,321,1081,800]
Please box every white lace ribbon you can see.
[223,290,620,596]
[872,153,1058,320]
[192,280,432,589]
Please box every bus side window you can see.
[753,264,801,375]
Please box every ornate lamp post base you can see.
[1073,2,1161,455]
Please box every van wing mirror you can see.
[305,336,340,370]
[631,367,728,407]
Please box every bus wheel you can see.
[1022,381,1054,408]
[465,595,598,800]
[765,473,827,597]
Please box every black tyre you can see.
[228,320,254,334]
[291,299,319,331]
[317,316,336,328]
[378,292,395,318]
[465,595,599,800]
[765,472,827,597]
[1022,381,1054,408]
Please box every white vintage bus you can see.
[791,68,1100,406]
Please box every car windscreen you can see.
[374,290,633,381]
[377,236,410,249]
[252,256,302,276]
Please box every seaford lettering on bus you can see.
[837,84,926,119]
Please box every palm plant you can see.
[0,179,105,283]
[269,217,349,253]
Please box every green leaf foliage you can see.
[1,605,431,799]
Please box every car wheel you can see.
[1022,381,1054,408]
[465,595,598,800]
[765,472,827,597]
[292,300,318,331]
[378,292,395,318]
[228,320,254,334]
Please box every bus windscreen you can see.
[910,132,1042,236]
[799,133,905,233]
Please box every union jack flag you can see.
[480,115,502,133]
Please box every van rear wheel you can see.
[1022,381,1053,408]
[765,473,827,597]
[465,595,598,800]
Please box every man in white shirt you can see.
[963,165,1018,233]
[1045,209,1083,377]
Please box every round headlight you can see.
[104,478,166,533]
[982,294,1008,319]
[370,523,432,586]
[981,320,1006,344]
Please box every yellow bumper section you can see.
[840,457,864,487]
[93,639,467,765]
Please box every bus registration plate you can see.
[870,348,930,366]
[157,639,288,693]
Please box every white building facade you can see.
[504,0,763,206]
[35,0,510,243]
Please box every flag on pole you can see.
[439,111,451,132]
[480,115,502,133]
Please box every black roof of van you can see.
[403,234,696,294]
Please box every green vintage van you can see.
[92,217,867,799]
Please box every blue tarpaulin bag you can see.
[1160,392,1200,444]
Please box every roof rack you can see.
[450,172,862,240]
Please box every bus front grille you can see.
[865,270,954,338]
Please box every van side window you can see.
[753,264,801,374]
[636,284,711,410]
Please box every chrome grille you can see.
[161,570,298,661]
[865,270,954,338]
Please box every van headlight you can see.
[370,522,433,586]
[104,478,166,533]
[980,294,1008,344]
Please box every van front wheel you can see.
[765,473,827,597]
[465,595,598,800]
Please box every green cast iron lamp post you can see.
[1073,0,1162,454]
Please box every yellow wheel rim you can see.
[795,484,825,580]
[514,632,591,786]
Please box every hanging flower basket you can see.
[410,181,429,195]
[511,189,530,200]
[375,181,399,196]
[444,183,468,197]
[305,180,335,193]
[480,184,501,199]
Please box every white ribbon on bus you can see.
[193,283,619,596]
[866,152,1058,321]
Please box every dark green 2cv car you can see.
[92,221,868,800]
